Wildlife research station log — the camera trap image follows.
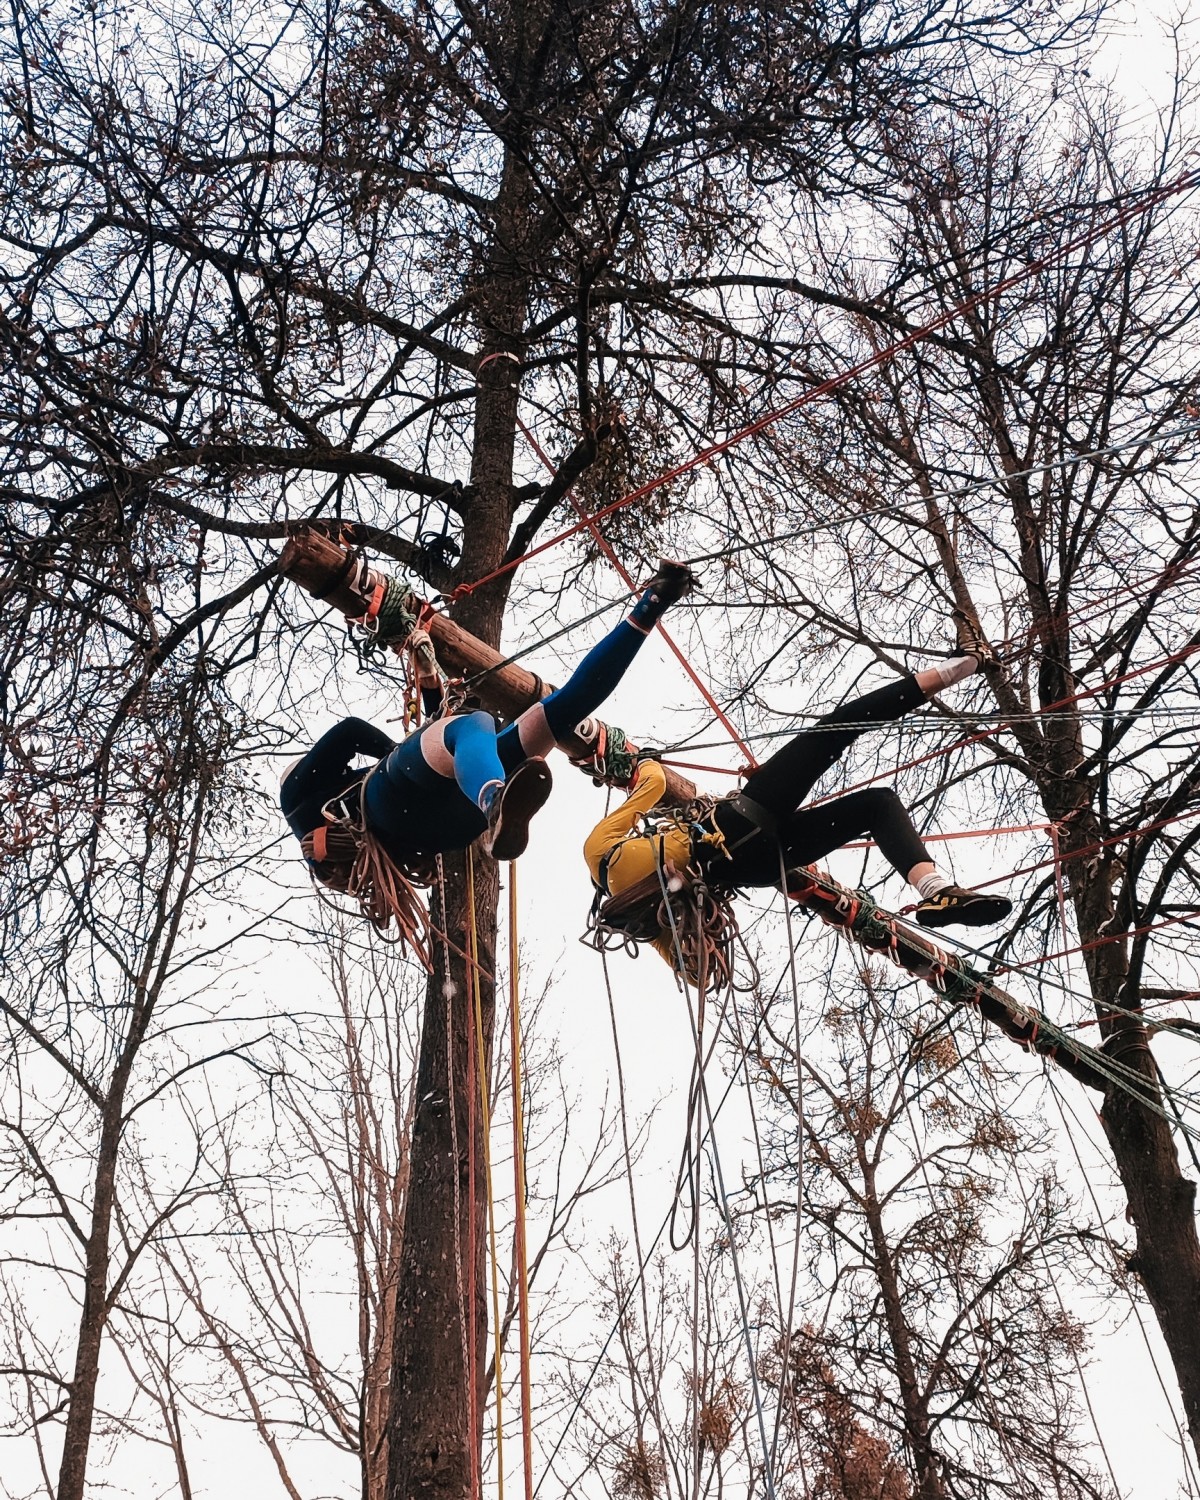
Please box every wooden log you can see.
[278,528,371,616]
[278,528,698,804]
[788,867,1115,1091]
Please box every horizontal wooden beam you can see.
[788,867,1117,1092]
[278,528,698,805]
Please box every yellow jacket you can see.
[582,761,692,968]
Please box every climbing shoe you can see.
[482,759,553,861]
[642,558,697,610]
[915,885,1013,930]
[570,720,640,788]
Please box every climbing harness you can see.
[582,800,744,994]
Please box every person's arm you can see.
[280,717,395,817]
[407,629,445,719]
[582,759,668,884]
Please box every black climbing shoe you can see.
[642,558,697,611]
[915,885,1013,930]
[482,759,553,861]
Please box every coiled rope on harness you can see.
[346,823,434,970]
[312,766,435,968]
[582,841,742,1000]
[581,793,747,994]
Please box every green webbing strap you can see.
[370,578,420,647]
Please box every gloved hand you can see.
[407,627,439,679]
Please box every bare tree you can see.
[750,967,1113,1500]
[548,1232,790,1500]
[666,69,1200,1459]
[0,0,1114,1492]
[0,645,274,1498]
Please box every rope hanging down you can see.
[466,849,507,1492]
[656,860,779,1499]
[507,870,535,1500]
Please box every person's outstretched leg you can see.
[440,711,507,808]
[411,711,551,859]
[739,653,982,821]
[723,786,1011,928]
[739,676,924,821]
[721,786,931,885]
[496,561,694,772]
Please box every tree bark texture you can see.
[56,1104,123,1500]
[387,141,533,1500]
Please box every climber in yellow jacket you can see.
[584,652,1013,969]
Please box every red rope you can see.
[998,908,1199,975]
[661,757,747,777]
[824,636,1200,805]
[663,631,1200,793]
[512,415,759,764]
[1071,988,1200,1032]
[842,820,1053,850]
[664,546,1200,786]
[888,804,1200,914]
[434,177,1200,798]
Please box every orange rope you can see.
[466,848,506,1496]
[464,878,482,1500]
[507,869,535,1500]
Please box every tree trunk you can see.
[1060,805,1200,1463]
[387,848,501,1500]
[860,1161,947,1500]
[56,1104,124,1500]
[1100,1054,1200,1456]
[930,446,1200,1466]
[387,141,532,1498]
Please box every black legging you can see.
[709,675,932,885]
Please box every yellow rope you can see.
[466,847,505,1497]
[508,868,535,1500]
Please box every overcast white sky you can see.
[7,3,1200,1497]
[203,8,1200,1495]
